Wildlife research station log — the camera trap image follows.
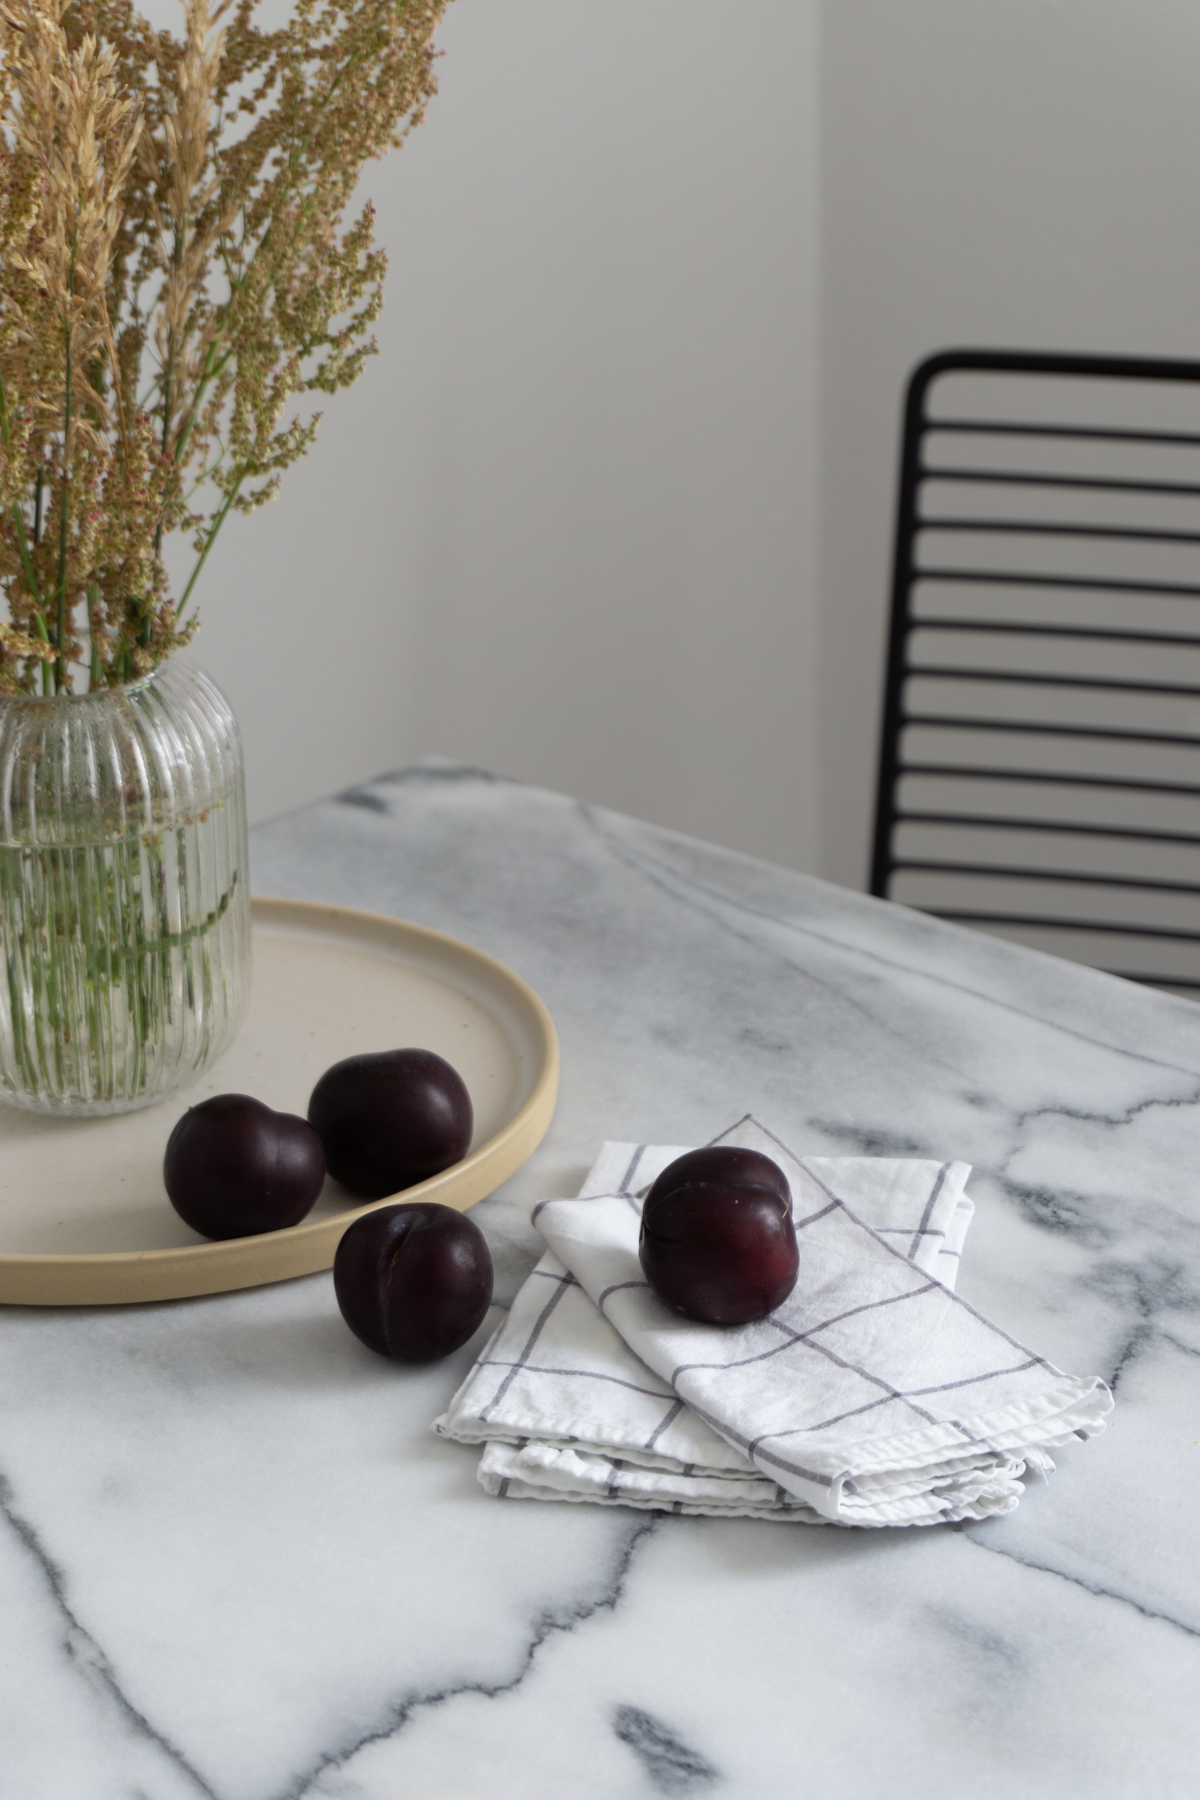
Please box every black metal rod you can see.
[1107,972,1200,989]
[903,713,1200,747]
[929,420,1200,447]
[918,516,1200,546]
[897,763,1200,797]
[915,347,1200,383]
[927,909,1200,943]
[916,568,1200,598]
[894,810,1200,847]
[894,858,1200,895]
[906,665,1200,698]
[920,466,1200,498]
[911,618,1200,648]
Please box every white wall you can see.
[183,0,824,870]
[175,0,1200,890]
[819,0,1200,888]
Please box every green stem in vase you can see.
[0,819,238,1106]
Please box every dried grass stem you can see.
[0,0,446,692]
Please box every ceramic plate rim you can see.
[0,896,559,1307]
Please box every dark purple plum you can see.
[333,1202,493,1362]
[307,1048,472,1201]
[639,1145,798,1326]
[164,1093,326,1239]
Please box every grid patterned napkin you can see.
[435,1118,1112,1526]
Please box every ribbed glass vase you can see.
[0,660,251,1115]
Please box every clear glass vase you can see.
[0,659,252,1115]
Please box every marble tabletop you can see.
[3,765,1199,1799]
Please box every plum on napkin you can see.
[435,1118,1112,1526]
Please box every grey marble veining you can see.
[2,764,1199,1798]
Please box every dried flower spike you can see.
[0,0,447,694]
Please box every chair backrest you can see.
[870,349,1200,995]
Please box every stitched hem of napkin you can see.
[479,1471,830,1522]
[478,1468,1027,1527]
[433,1405,750,1472]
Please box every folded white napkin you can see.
[435,1117,1112,1526]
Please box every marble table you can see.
[3,765,1198,1799]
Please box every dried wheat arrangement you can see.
[0,0,446,694]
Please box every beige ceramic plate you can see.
[0,898,558,1306]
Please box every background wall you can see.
[182,0,824,869]
[172,1,1200,887]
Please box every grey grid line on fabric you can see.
[804,1280,942,1340]
[474,1358,674,1402]
[948,1416,1007,1458]
[748,1115,816,1170]
[749,1316,943,1431]
[742,1298,943,1392]
[908,1162,951,1260]
[904,1359,1043,1399]
[792,1154,1060,1375]
[677,1393,836,1487]
[746,1357,1047,1453]
[748,1388,912,1444]
[665,1277,942,1386]
[700,1112,754,1150]
[598,1277,652,1310]
[477,1271,575,1422]
[733,1249,1060,1451]
[792,1199,841,1231]
[644,1396,686,1451]
[617,1144,647,1194]
[873,1226,947,1239]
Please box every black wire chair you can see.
[870,348,1200,995]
